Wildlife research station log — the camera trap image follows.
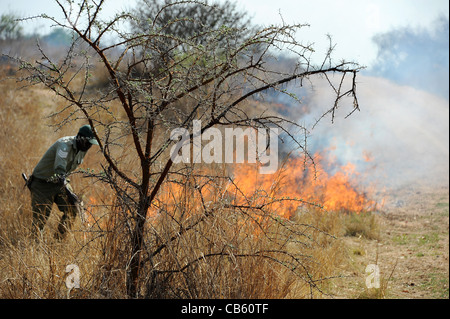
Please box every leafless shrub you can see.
[10,0,362,298]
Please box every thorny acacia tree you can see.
[16,0,362,298]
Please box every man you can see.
[28,124,99,240]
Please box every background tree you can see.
[129,0,256,82]
[41,28,73,47]
[0,14,23,41]
[15,0,361,298]
[131,0,253,50]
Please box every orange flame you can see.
[232,152,377,218]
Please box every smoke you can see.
[304,75,449,190]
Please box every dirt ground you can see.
[332,184,449,299]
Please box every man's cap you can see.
[78,125,99,145]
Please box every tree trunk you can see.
[127,200,148,298]
[126,158,173,298]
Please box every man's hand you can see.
[58,175,66,186]
[47,174,67,185]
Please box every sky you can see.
[236,0,449,67]
[1,0,448,68]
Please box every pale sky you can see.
[1,0,449,67]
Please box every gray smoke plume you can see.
[304,75,449,190]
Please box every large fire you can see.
[232,152,377,219]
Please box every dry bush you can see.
[0,67,354,298]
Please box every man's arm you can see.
[54,141,70,177]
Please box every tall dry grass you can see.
[0,64,365,299]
